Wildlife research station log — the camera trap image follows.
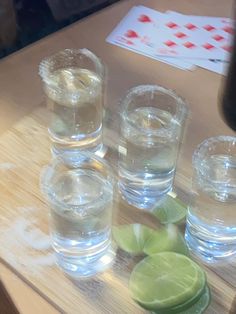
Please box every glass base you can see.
[51,143,105,158]
[118,182,170,210]
[55,242,116,278]
[185,227,236,263]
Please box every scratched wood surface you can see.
[0,105,235,313]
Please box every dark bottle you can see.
[221,17,236,131]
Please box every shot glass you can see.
[39,48,105,156]
[118,85,188,209]
[185,136,236,262]
[40,152,115,278]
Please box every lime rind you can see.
[129,252,206,310]
[152,195,187,224]
[179,285,211,314]
[112,224,154,254]
[151,285,211,314]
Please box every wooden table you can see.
[0,0,235,313]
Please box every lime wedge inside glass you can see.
[112,224,154,254]
[143,224,189,256]
[129,252,206,311]
[152,194,187,224]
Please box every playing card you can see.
[165,11,232,74]
[106,6,158,54]
[106,6,195,70]
[107,40,195,70]
[154,11,233,60]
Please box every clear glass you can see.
[40,152,115,278]
[118,85,188,210]
[185,136,236,262]
[39,48,105,155]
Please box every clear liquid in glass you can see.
[45,68,103,154]
[119,106,180,209]
[186,154,236,261]
[46,168,114,277]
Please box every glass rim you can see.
[38,48,104,98]
[40,151,114,209]
[192,135,236,168]
[120,84,188,136]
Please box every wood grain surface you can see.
[0,255,59,314]
[0,104,235,314]
[0,0,236,313]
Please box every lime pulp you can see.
[152,194,187,224]
[112,224,154,254]
[129,252,206,311]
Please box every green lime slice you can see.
[179,285,210,314]
[151,285,211,314]
[129,252,206,311]
[152,194,187,224]
[143,224,189,256]
[112,224,154,254]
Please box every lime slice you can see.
[112,224,154,254]
[151,285,211,314]
[143,224,189,256]
[179,285,210,314]
[129,252,206,311]
[152,194,187,224]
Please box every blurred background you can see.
[0,0,119,59]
